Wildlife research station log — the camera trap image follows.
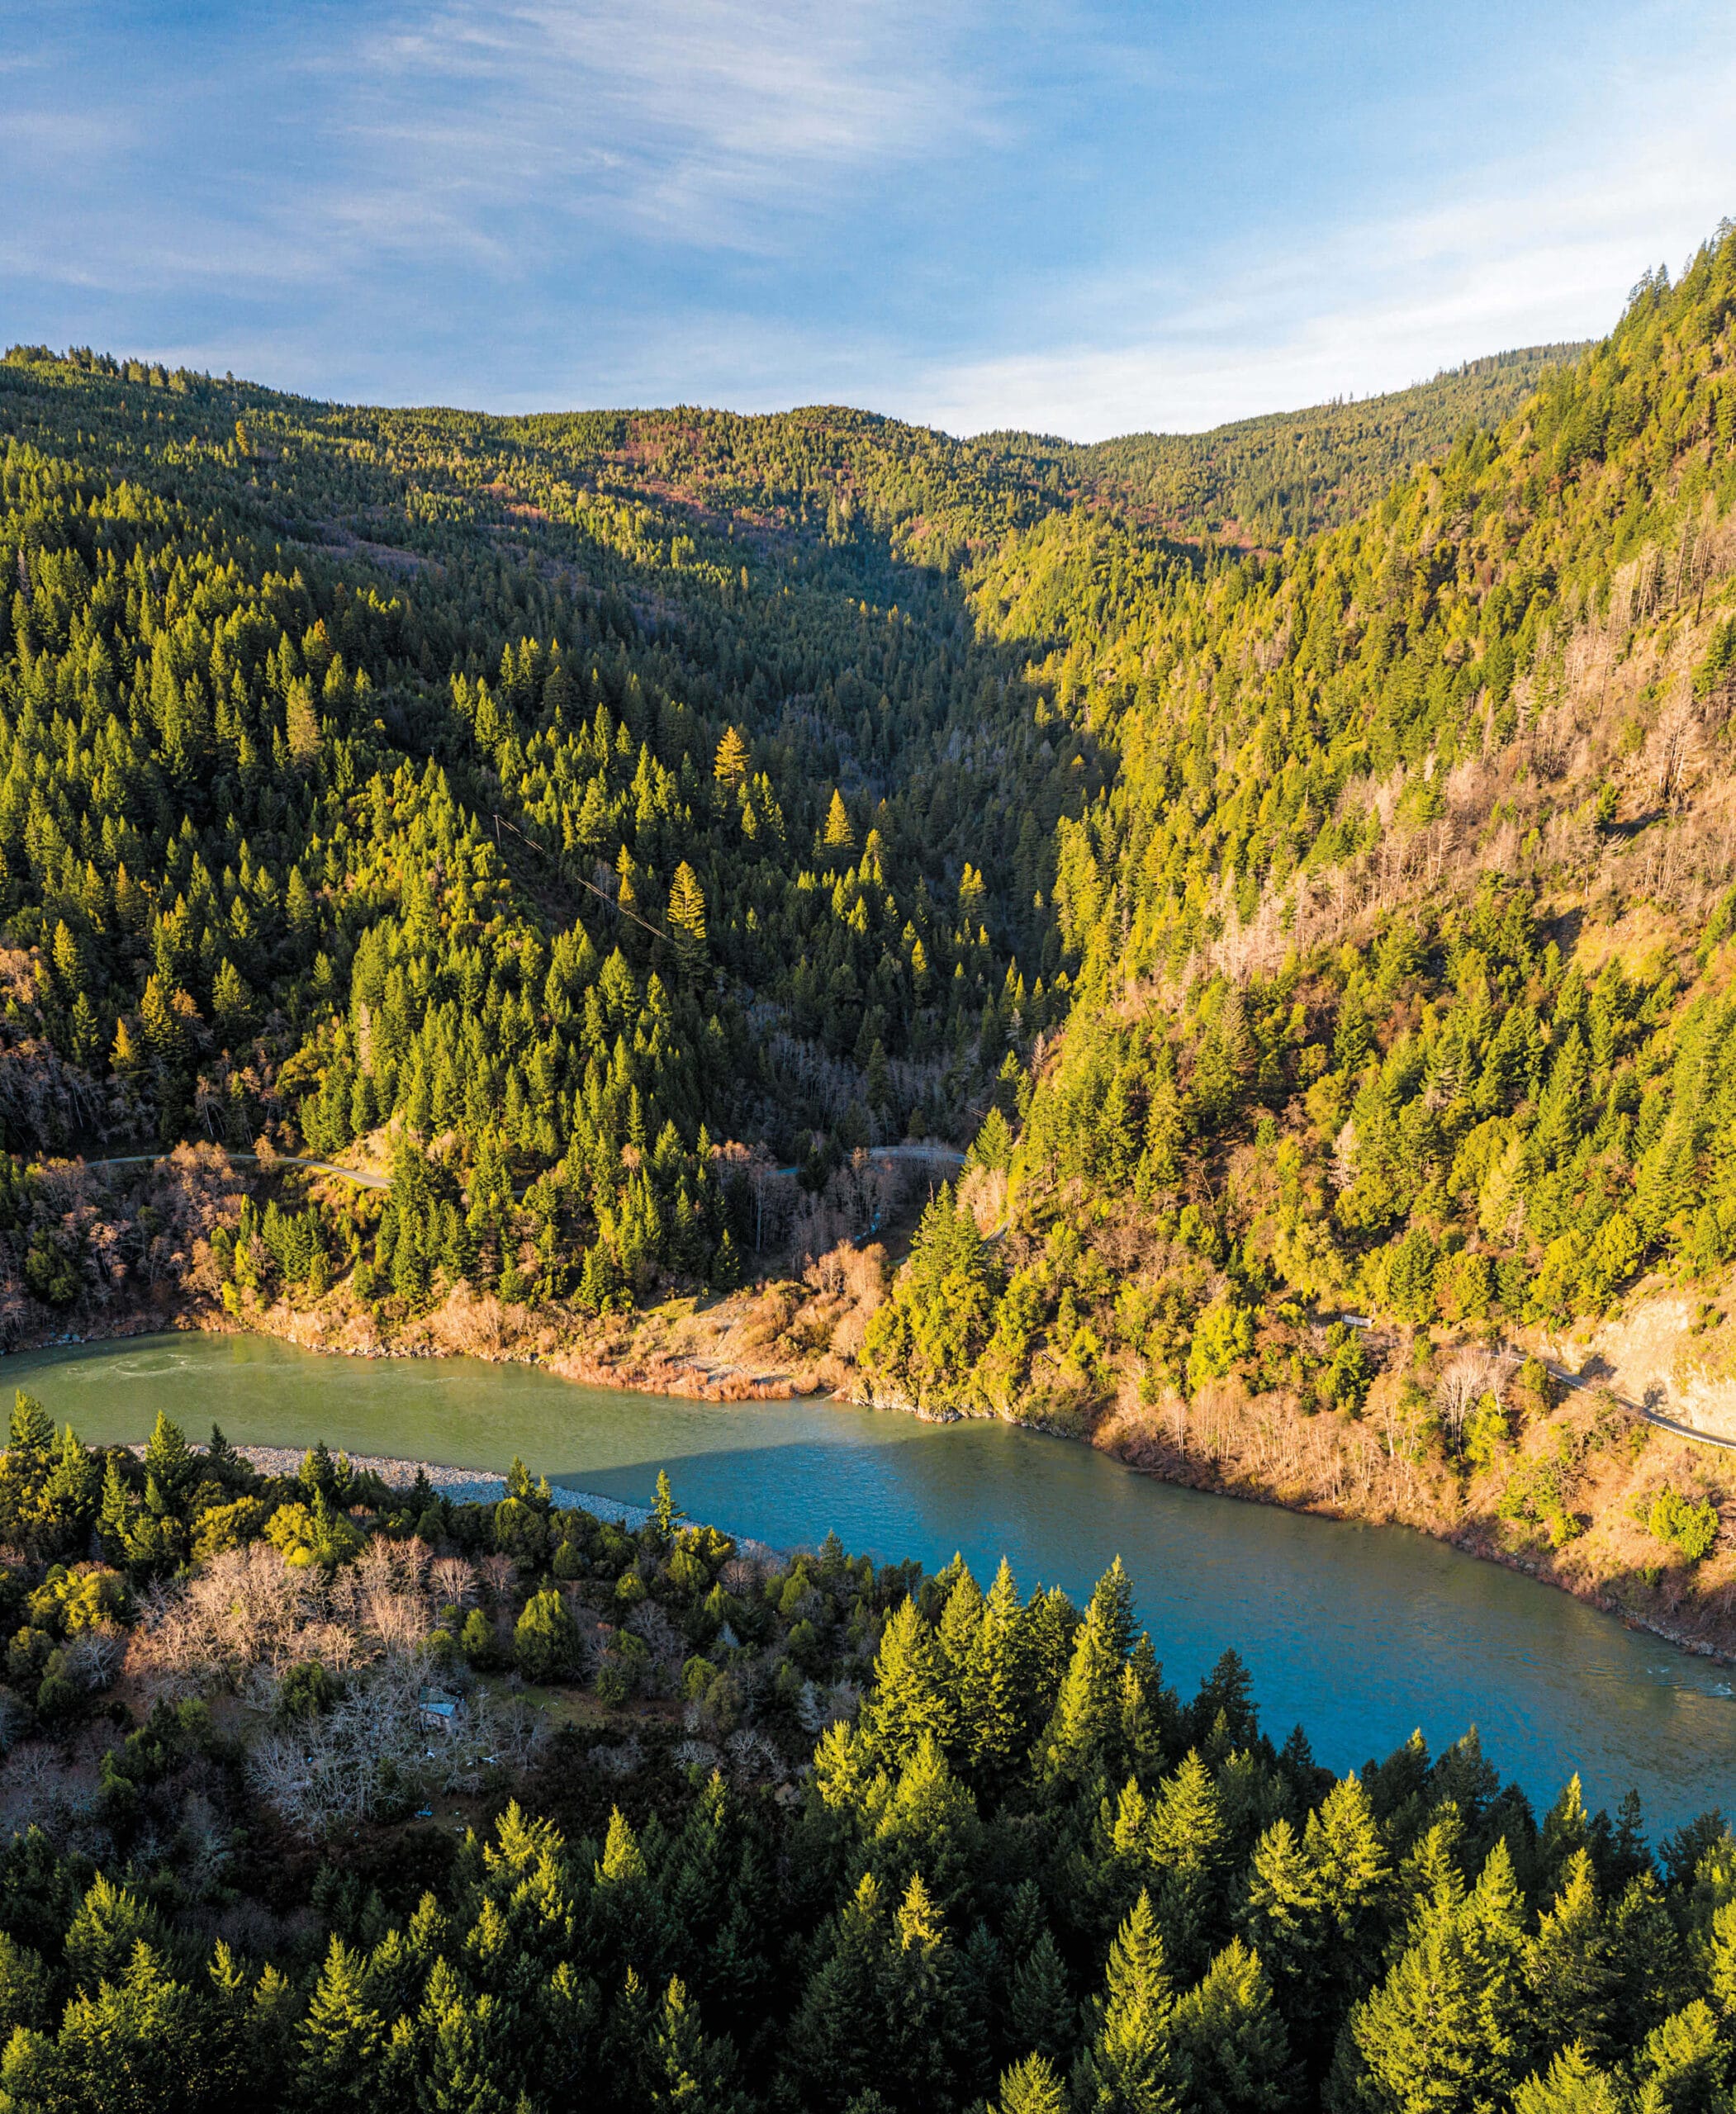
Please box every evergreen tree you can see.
[1511,2044,1626,2114]
[1169,1938,1290,2114]
[1527,1851,1615,2062]
[1074,1889,1180,2114]
[1008,1927,1072,2065]
[296,1936,388,2112]
[515,1587,580,1683]
[1041,1557,1133,1780]
[1146,1749,1228,1974]
[962,1559,1030,1791]
[823,789,856,851]
[1336,1838,1529,2114]
[994,2052,1070,2114]
[141,1411,196,1510]
[864,1597,960,1766]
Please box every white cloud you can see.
[324,0,1004,253]
[918,42,1736,438]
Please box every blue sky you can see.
[5,2,1736,438]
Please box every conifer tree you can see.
[1146,1750,1228,1974]
[142,1410,197,1508]
[1008,1927,1073,2065]
[1041,1558,1133,1780]
[296,1936,388,2112]
[1303,1772,1391,2007]
[1337,1838,1529,2114]
[1074,1889,1180,2114]
[1169,1938,1290,2114]
[960,1557,1027,1792]
[822,789,856,851]
[936,1562,984,1680]
[994,2052,1070,2114]
[864,1597,960,1765]
[1118,1633,1174,1783]
[7,1391,54,1459]
[713,726,749,789]
[1239,1817,1325,2059]
[515,1586,580,1683]
[1511,2044,1626,2114]
[667,863,708,985]
[650,1974,745,2113]
[1527,1850,1615,2062]
[63,1873,160,1991]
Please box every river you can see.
[9,1331,1734,1832]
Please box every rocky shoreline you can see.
[121,1434,785,1560]
[128,1439,657,1529]
[22,1304,1736,1671]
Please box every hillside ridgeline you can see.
[3,238,1736,1646]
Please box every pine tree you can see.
[653,1468,684,1544]
[296,1936,389,2110]
[714,726,749,788]
[870,1733,980,1917]
[1008,1926,1073,2064]
[1042,1557,1133,1780]
[823,789,856,851]
[8,1391,54,1458]
[98,1454,135,1564]
[1303,1771,1391,2008]
[64,1873,160,1991]
[1074,1889,1179,2114]
[1511,2044,1626,2114]
[960,1557,1027,1792]
[515,1587,580,1683]
[932,1559,982,1673]
[1146,1750,1227,1975]
[667,862,708,984]
[995,2052,1070,2114]
[40,1424,97,1539]
[1708,1897,1736,2021]
[650,1974,745,2112]
[782,1874,892,2111]
[863,1596,960,1765]
[1633,1998,1727,2114]
[1169,1937,1289,2114]
[1337,1837,1529,2114]
[143,1410,196,1507]
[1239,1818,1324,2059]
[1527,1850,1615,2061]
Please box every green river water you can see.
[8,1331,1734,1832]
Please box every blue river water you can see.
[9,1330,1734,1833]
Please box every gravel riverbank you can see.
[130,1440,783,1557]
[129,1439,657,1528]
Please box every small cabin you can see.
[418,1686,462,1733]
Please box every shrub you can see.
[1645,1488,1719,1562]
[461,1608,504,1670]
[595,1628,650,1705]
[514,1588,581,1684]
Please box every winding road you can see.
[84,1150,391,1190]
[97,1145,1729,1453]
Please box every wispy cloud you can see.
[296,0,1007,263]
[2,2,1734,431]
[916,42,1736,438]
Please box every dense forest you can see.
[985,343,1590,547]
[0,1394,1729,2114]
[3,239,1736,1627]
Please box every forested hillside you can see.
[0,352,1092,1320]
[3,234,1736,1629]
[0,1397,1729,2114]
[856,237,1736,1614]
[984,344,1587,546]
[0,312,1541,1339]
